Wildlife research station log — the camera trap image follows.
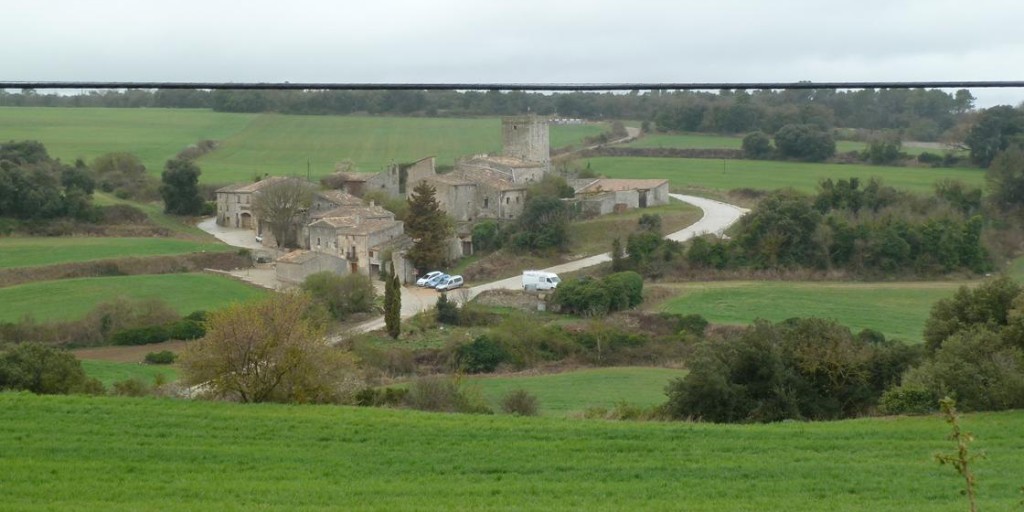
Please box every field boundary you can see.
[0,252,250,288]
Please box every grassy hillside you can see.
[2,393,1022,511]
[0,107,255,173]
[584,156,985,194]
[0,108,605,184]
[471,367,684,417]
[656,281,967,342]
[79,359,179,387]
[0,273,266,322]
[0,237,230,269]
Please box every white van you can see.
[522,270,560,291]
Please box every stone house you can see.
[571,178,671,216]
[215,176,295,230]
[276,250,346,285]
[306,204,405,277]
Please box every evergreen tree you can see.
[385,272,401,339]
[405,181,452,273]
[160,158,203,215]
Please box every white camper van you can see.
[522,270,561,291]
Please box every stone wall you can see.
[502,116,550,168]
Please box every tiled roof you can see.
[451,168,524,192]
[313,217,401,235]
[315,189,364,207]
[216,176,296,194]
[276,250,319,264]
[425,173,475,186]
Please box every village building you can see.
[215,176,295,230]
[570,178,671,216]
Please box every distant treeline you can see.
[1,87,977,141]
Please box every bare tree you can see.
[252,178,314,248]
[179,292,360,404]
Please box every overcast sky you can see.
[3,0,1022,107]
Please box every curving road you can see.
[341,194,748,337]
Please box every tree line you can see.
[1,87,978,141]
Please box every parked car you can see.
[416,270,444,287]
[424,273,450,289]
[435,275,464,292]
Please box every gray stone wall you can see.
[502,116,550,168]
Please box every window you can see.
[505,197,510,205]
[484,198,489,208]
[516,196,520,204]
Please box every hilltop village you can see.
[215,116,669,284]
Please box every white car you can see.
[424,273,450,289]
[435,275,464,292]
[416,271,444,287]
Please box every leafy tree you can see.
[159,158,203,215]
[741,131,773,159]
[435,293,459,325]
[405,181,452,272]
[865,134,903,164]
[923,276,1021,351]
[985,146,1024,220]
[180,292,358,404]
[384,272,401,339]
[91,152,156,200]
[510,195,571,253]
[251,178,314,248]
[774,123,836,162]
[471,220,501,252]
[454,335,509,373]
[527,174,575,199]
[301,271,377,321]
[0,343,103,395]
[733,191,823,268]
[965,105,1024,167]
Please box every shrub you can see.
[878,385,938,415]
[302,271,378,321]
[500,389,539,416]
[918,151,943,165]
[454,335,510,374]
[110,325,170,346]
[676,314,709,338]
[355,387,409,407]
[111,377,151,397]
[403,375,492,414]
[0,343,104,395]
[167,319,205,340]
[774,124,836,162]
[435,293,459,325]
[741,131,773,159]
[144,350,177,365]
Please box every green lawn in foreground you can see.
[0,107,255,173]
[658,281,968,342]
[0,273,266,322]
[79,360,179,387]
[2,393,1021,511]
[584,156,985,194]
[0,237,230,269]
[471,367,684,417]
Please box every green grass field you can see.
[0,108,605,184]
[79,359,179,387]
[92,192,217,239]
[0,107,255,174]
[2,393,1022,511]
[626,132,959,156]
[0,237,230,269]
[656,281,970,342]
[585,156,985,194]
[471,367,685,417]
[0,273,266,322]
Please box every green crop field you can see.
[79,359,179,387]
[471,367,685,417]
[0,273,266,322]
[584,156,985,194]
[2,393,1022,511]
[657,281,971,342]
[626,133,958,156]
[0,107,605,184]
[0,237,230,269]
[0,107,255,173]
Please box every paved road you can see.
[341,194,748,338]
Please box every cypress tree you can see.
[385,272,401,339]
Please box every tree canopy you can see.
[251,178,314,248]
[405,181,452,272]
[159,158,203,215]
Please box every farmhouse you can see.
[215,176,295,230]
[570,178,671,216]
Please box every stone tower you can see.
[502,116,550,169]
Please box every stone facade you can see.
[502,115,550,171]
[571,178,671,216]
[215,176,297,230]
[276,250,346,284]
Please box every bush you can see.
[500,389,539,416]
[741,131,773,159]
[435,293,459,325]
[454,335,510,374]
[403,375,492,414]
[355,386,409,407]
[774,124,836,162]
[0,343,104,395]
[110,325,170,346]
[878,385,938,415]
[676,314,709,337]
[144,350,177,365]
[111,377,151,397]
[554,272,643,317]
[167,319,205,340]
[301,271,378,321]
